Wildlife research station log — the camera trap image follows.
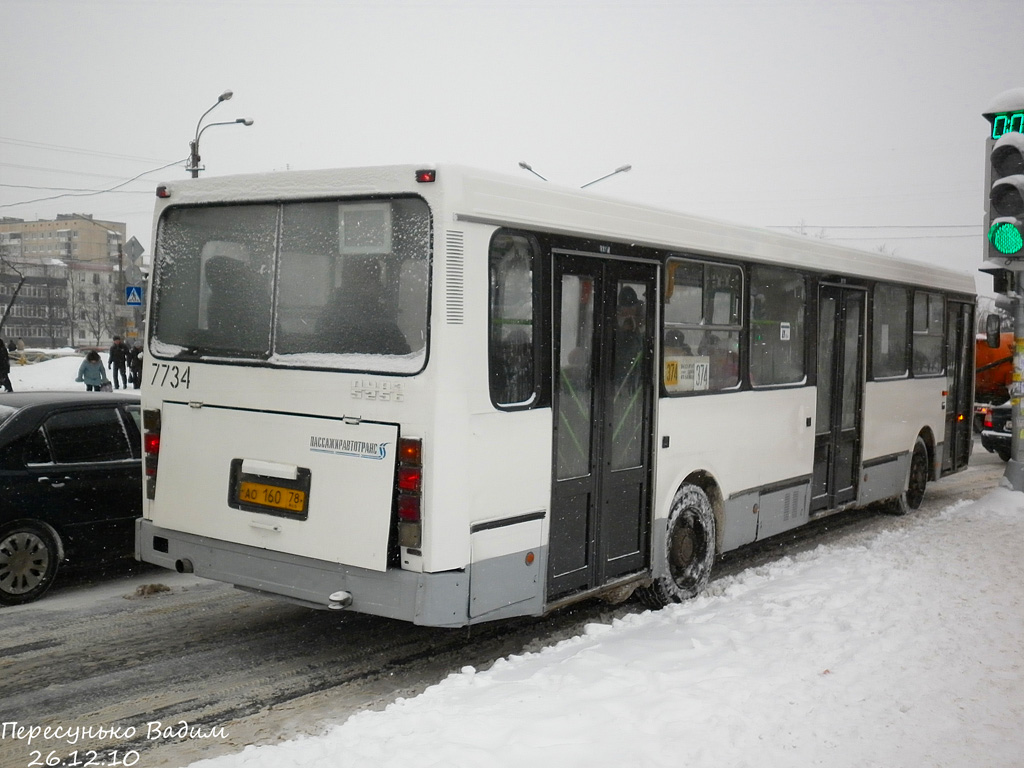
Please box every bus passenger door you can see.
[943,301,974,473]
[811,285,865,513]
[548,254,656,600]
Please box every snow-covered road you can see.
[188,482,1024,768]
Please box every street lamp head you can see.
[580,163,633,189]
[218,90,234,102]
[238,118,254,126]
[518,161,548,181]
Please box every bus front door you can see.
[548,254,656,601]
[812,285,865,513]
[943,300,974,473]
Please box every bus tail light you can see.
[396,436,422,550]
[143,409,161,500]
[397,494,420,522]
[397,466,422,493]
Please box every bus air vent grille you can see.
[446,230,465,324]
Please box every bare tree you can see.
[0,243,27,336]
[74,273,118,346]
[40,262,69,346]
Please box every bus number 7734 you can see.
[148,363,190,390]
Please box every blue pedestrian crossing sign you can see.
[125,286,144,306]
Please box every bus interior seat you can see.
[204,255,271,344]
[315,287,411,355]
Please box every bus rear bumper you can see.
[136,519,479,627]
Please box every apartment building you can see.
[0,214,126,347]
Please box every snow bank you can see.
[187,491,1024,768]
[5,353,94,392]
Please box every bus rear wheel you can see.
[638,484,716,608]
[889,437,929,516]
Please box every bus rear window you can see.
[151,197,431,373]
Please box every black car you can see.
[0,392,142,605]
[980,401,1012,462]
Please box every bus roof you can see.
[154,163,975,295]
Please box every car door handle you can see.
[38,476,70,488]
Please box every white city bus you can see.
[136,164,975,626]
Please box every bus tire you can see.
[638,484,716,608]
[890,437,929,515]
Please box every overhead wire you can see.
[0,136,169,164]
[0,156,188,209]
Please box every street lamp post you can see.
[186,90,254,178]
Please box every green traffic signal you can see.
[989,220,1024,255]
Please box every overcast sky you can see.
[2,0,1022,293]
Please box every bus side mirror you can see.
[986,314,1003,349]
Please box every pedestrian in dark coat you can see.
[128,342,143,389]
[108,335,128,390]
[0,339,13,392]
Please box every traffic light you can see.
[989,130,1024,257]
[984,91,1024,265]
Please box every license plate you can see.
[238,480,307,514]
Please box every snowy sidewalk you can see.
[189,491,1024,768]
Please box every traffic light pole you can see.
[1008,290,1024,491]
[982,87,1024,491]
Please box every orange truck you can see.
[976,332,1013,403]
[975,332,1013,432]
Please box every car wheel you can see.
[997,447,1011,462]
[637,484,716,608]
[0,524,61,605]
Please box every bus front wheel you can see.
[639,484,716,608]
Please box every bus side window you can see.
[872,284,910,378]
[912,291,944,375]
[663,258,742,394]
[749,265,806,388]
[489,232,539,408]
